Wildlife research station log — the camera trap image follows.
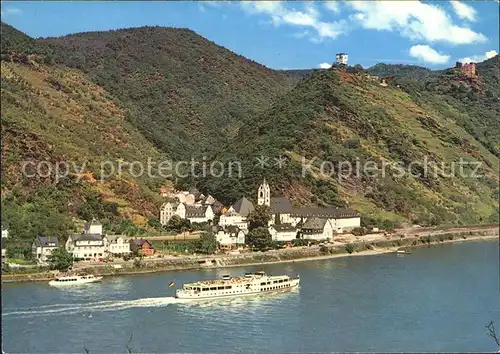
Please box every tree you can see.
[6,245,32,259]
[50,248,73,271]
[196,232,217,254]
[246,227,272,251]
[148,218,162,229]
[166,215,191,232]
[247,205,271,231]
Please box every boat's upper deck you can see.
[184,273,291,288]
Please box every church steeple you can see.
[257,178,270,207]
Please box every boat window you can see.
[260,282,266,286]
[217,286,224,290]
[224,286,231,289]
[210,287,216,291]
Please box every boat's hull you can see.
[48,277,103,287]
[175,280,300,300]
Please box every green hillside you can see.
[40,26,295,159]
[193,68,499,227]
[1,25,172,240]
[368,58,500,156]
[1,22,498,241]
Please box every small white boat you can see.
[396,248,411,255]
[49,274,103,287]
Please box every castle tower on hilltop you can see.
[257,178,270,207]
[335,53,348,65]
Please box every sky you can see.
[1,1,498,70]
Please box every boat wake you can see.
[2,296,182,319]
[3,288,300,319]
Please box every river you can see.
[2,239,499,353]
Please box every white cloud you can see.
[319,62,332,69]
[409,45,450,64]
[450,1,477,22]
[1,7,21,17]
[347,1,486,45]
[324,1,341,13]
[241,1,346,41]
[459,50,498,63]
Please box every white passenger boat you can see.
[175,271,300,300]
[48,274,103,287]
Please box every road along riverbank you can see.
[2,226,498,283]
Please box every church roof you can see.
[270,223,297,232]
[270,197,293,213]
[185,205,209,217]
[69,233,104,242]
[232,197,255,217]
[302,218,329,232]
[291,207,359,219]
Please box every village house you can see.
[183,204,215,224]
[160,193,220,225]
[300,218,335,241]
[66,219,107,260]
[106,235,131,255]
[219,196,255,232]
[32,236,60,263]
[2,228,8,239]
[268,224,298,242]
[160,202,177,225]
[66,234,107,260]
[130,238,154,256]
[215,226,246,250]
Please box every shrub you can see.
[345,243,356,254]
[421,236,432,244]
[122,253,133,261]
[133,258,143,268]
[343,139,361,149]
[351,227,368,236]
[292,239,308,247]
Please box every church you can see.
[257,179,361,239]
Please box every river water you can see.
[2,239,499,353]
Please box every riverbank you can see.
[2,227,498,283]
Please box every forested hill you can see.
[39,26,295,159]
[0,23,296,239]
[193,67,499,228]
[1,22,498,238]
[1,23,172,239]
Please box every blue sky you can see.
[1,1,498,69]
